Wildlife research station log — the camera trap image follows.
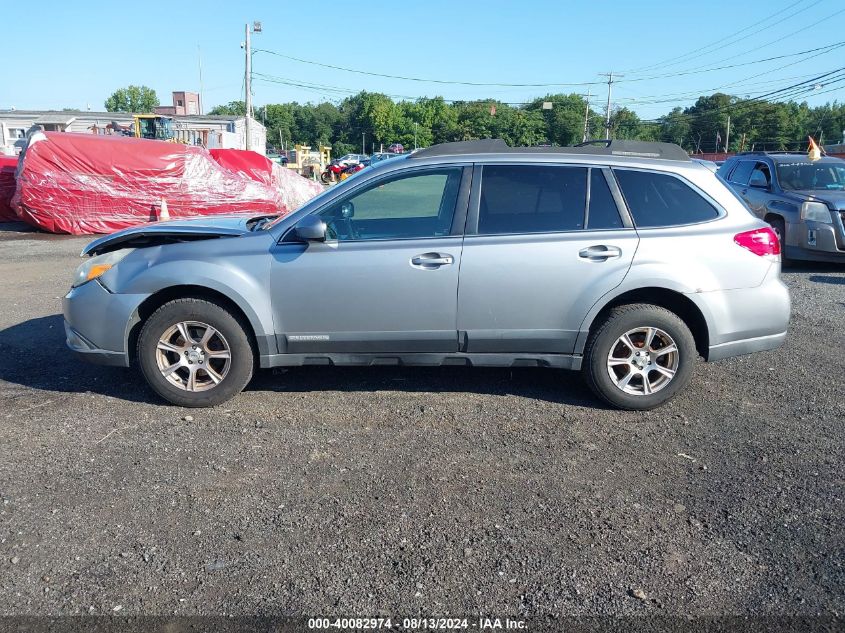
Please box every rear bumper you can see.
[691,264,791,362]
[707,330,787,362]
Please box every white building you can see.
[0,110,266,156]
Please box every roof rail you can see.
[409,138,690,161]
[736,151,808,156]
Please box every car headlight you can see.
[800,201,832,223]
[72,249,133,288]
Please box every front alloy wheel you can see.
[138,298,254,407]
[155,321,232,392]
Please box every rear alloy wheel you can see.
[583,304,696,410]
[606,326,680,396]
[138,298,254,407]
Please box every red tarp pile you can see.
[0,155,18,222]
[11,132,323,235]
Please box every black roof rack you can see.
[409,138,690,161]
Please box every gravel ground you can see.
[0,223,842,624]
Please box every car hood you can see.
[82,214,271,256]
[802,190,845,210]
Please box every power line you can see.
[253,67,845,116]
[636,68,845,124]
[622,0,819,74]
[253,37,844,100]
[612,42,845,114]
[617,72,824,103]
[252,48,605,87]
[634,7,845,79]
[620,40,845,85]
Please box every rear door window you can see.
[614,169,719,228]
[478,165,587,234]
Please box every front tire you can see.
[583,304,696,410]
[137,298,254,407]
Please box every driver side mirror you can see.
[749,171,769,189]
[293,215,327,242]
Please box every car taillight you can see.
[734,227,781,257]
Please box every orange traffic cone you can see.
[159,198,170,221]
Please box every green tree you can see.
[525,94,591,145]
[209,100,246,116]
[104,85,159,113]
[206,89,845,156]
[658,107,691,147]
[611,107,657,141]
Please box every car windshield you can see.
[776,161,845,191]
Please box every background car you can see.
[718,152,845,263]
[333,153,368,166]
[369,152,401,165]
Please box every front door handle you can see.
[578,245,622,261]
[411,252,454,269]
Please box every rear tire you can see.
[583,303,696,410]
[137,298,254,407]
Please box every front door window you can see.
[318,168,462,241]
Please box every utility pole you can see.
[414,122,418,150]
[599,72,622,140]
[243,21,262,151]
[197,45,204,115]
[244,23,252,151]
[582,89,591,143]
[362,132,366,155]
[725,115,731,153]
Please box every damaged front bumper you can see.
[63,279,149,367]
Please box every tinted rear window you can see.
[479,165,586,234]
[614,170,719,228]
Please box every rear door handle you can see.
[411,252,454,269]
[578,245,622,261]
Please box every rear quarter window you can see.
[727,160,756,185]
[614,169,719,228]
[716,159,735,180]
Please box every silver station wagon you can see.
[64,139,790,410]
